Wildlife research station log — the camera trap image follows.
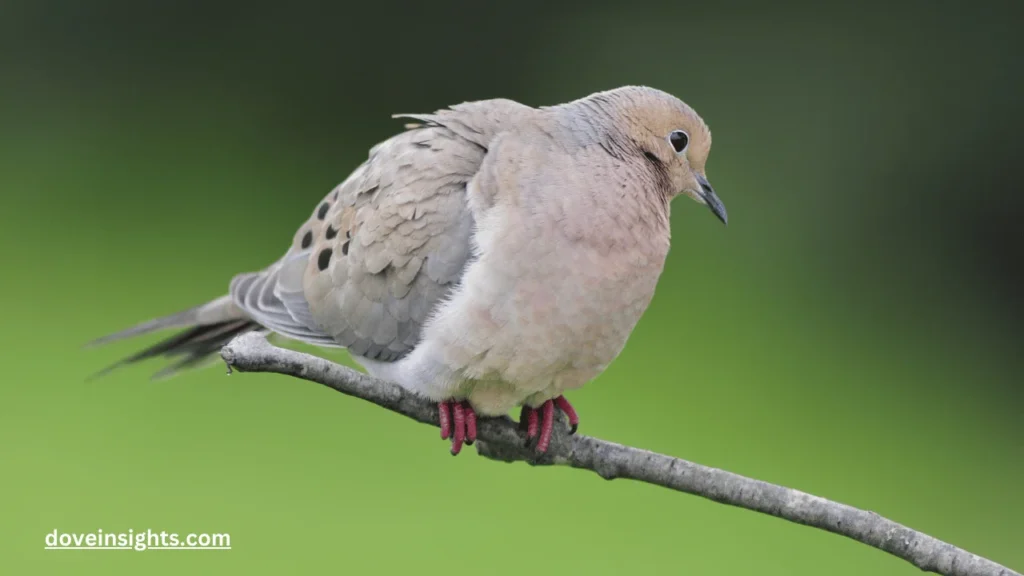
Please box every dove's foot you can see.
[519,395,579,453]
[438,400,477,456]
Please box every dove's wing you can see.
[230,100,532,361]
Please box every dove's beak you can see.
[696,173,728,225]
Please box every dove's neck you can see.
[542,105,673,254]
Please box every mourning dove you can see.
[91,86,727,454]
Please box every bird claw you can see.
[553,395,579,435]
[439,400,477,455]
[520,395,580,453]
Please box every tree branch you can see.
[220,332,1018,576]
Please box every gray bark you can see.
[220,332,1019,576]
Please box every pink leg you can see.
[451,402,466,455]
[536,400,555,453]
[518,396,582,453]
[439,401,452,440]
[438,400,478,456]
[553,395,579,435]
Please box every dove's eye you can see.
[668,130,689,154]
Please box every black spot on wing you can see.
[318,248,333,271]
[317,202,329,220]
[301,231,313,249]
[341,241,349,256]
[325,225,338,240]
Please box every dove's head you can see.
[579,86,727,224]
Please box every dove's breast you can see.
[378,173,672,415]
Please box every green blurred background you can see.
[2,0,1021,574]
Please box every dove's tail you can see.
[86,295,262,380]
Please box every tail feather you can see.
[88,296,260,380]
[85,295,242,348]
[148,320,261,380]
